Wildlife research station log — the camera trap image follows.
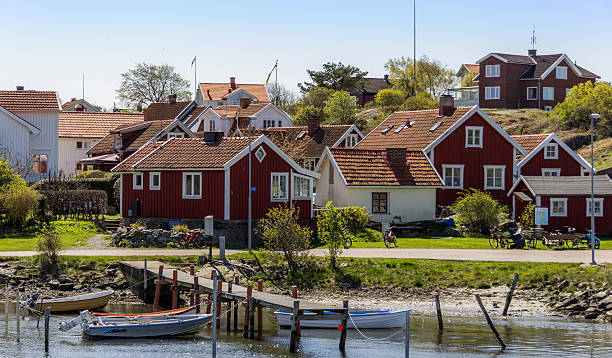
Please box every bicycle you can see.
[489,227,509,249]
[383,227,398,248]
[179,231,207,249]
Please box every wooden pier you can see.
[119,260,349,353]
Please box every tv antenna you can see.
[530,25,536,50]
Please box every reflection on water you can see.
[0,303,610,357]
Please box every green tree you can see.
[1,181,39,228]
[375,89,405,107]
[323,91,358,125]
[402,92,439,111]
[317,201,345,268]
[385,56,417,97]
[461,72,477,87]
[292,105,321,125]
[0,156,20,189]
[518,203,536,230]
[298,62,368,93]
[553,81,612,134]
[451,189,508,233]
[116,63,192,109]
[385,56,457,98]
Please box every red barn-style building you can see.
[508,176,612,234]
[111,134,319,222]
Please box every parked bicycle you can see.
[489,227,508,249]
[383,227,398,248]
[179,230,207,249]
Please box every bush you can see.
[172,224,189,233]
[451,189,508,233]
[40,190,107,219]
[34,174,119,207]
[402,92,439,111]
[257,206,311,274]
[317,201,346,268]
[340,206,370,233]
[375,89,405,107]
[75,170,106,179]
[36,228,63,275]
[0,181,39,228]
[518,203,535,229]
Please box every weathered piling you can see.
[289,300,300,353]
[502,274,520,316]
[257,279,263,336]
[233,277,239,332]
[16,291,20,342]
[227,280,233,332]
[475,294,505,349]
[243,285,252,338]
[153,265,164,309]
[216,280,222,328]
[339,299,349,352]
[171,270,178,309]
[435,295,443,331]
[4,284,8,337]
[44,306,50,353]
[206,271,214,314]
[291,286,301,336]
[211,271,218,358]
[248,296,255,338]
[405,310,410,358]
[189,265,195,307]
[143,259,148,302]
[194,276,200,313]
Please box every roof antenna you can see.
[530,25,536,50]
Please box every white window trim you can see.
[556,66,568,80]
[483,165,505,190]
[586,198,604,217]
[541,168,561,176]
[255,146,267,163]
[133,173,143,190]
[345,134,358,148]
[292,173,312,200]
[526,87,538,100]
[149,172,161,190]
[485,64,500,78]
[168,132,185,139]
[304,159,316,171]
[543,87,554,101]
[485,86,500,100]
[270,172,289,202]
[182,172,202,199]
[442,164,464,189]
[465,126,483,148]
[550,198,568,217]
[544,143,558,159]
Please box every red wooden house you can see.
[508,176,612,233]
[111,133,319,222]
[512,133,592,178]
[356,96,526,206]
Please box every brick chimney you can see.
[386,148,406,166]
[239,97,251,109]
[230,76,236,90]
[439,95,454,117]
[307,114,320,136]
[528,49,537,58]
[168,94,177,104]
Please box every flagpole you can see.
[275,60,278,105]
[194,56,197,95]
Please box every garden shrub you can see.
[451,189,508,233]
[75,170,106,179]
[35,174,119,207]
[339,206,370,233]
[0,181,39,228]
[317,201,346,268]
[519,203,535,229]
[172,224,189,233]
[36,228,63,275]
[40,190,107,219]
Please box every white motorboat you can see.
[275,309,407,329]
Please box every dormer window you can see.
[544,143,558,159]
[168,132,184,139]
[485,64,500,77]
[208,120,216,131]
[345,134,358,148]
[556,66,568,80]
[465,126,483,148]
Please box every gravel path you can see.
[0,247,609,263]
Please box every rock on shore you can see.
[547,281,612,322]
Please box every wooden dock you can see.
[119,260,350,353]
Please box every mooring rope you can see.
[347,314,406,341]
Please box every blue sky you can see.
[0,0,609,108]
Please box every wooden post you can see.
[209,236,213,263]
[502,274,519,316]
[189,264,195,276]
[289,300,300,353]
[44,306,50,353]
[206,270,215,314]
[405,310,410,358]
[233,277,239,332]
[434,295,443,331]
[248,296,255,338]
[16,291,20,343]
[475,294,506,349]
[243,285,252,338]
[339,299,349,353]
[227,281,233,332]
[257,279,263,336]
[291,286,300,337]
[4,284,8,337]
[153,265,164,309]
[189,265,195,307]
[194,276,200,313]
[143,259,148,302]
[216,280,222,328]
[171,269,178,309]
[211,271,217,358]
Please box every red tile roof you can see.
[200,83,270,102]
[112,142,161,172]
[129,137,255,170]
[511,134,551,154]
[356,107,472,151]
[58,112,144,138]
[144,101,191,121]
[329,148,442,186]
[0,90,60,111]
[61,99,80,110]
[463,64,480,74]
[87,120,175,156]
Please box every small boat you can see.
[35,290,114,313]
[275,309,408,329]
[60,311,213,338]
[91,306,196,317]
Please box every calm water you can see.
[0,303,610,357]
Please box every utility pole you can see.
[589,113,600,265]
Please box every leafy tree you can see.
[385,56,417,97]
[317,201,345,268]
[402,92,439,111]
[518,203,535,230]
[461,72,477,87]
[299,87,335,108]
[116,63,192,109]
[375,89,405,107]
[0,156,20,189]
[1,181,39,228]
[385,56,456,98]
[267,82,297,109]
[298,62,368,93]
[323,91,359,125]
[451,189,508,233]
[292,104,321,126]
[553,81,612,134]
[258,206,311,273]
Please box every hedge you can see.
[40,190,107,220]
[34,173,119,207]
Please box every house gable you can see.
[516,133,592,172]
[0,105,40,134]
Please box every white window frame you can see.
[263,120,275,129]
[541,168,561,176]
[465,126,483,148]
[182,172,202,199]
[483,165,505,190]
[255,146,266,162]
[133,173,143,190]
[168,132,185,139]
[345,134,358,148]
[209,120,216,132]
[304,159,316,171]
[149,172,161,190]
[544,143,558,159]
[543,87,554,101]
[442,164,464,189]
[292,173,312,200]
[556,66,568,80]
[485,86,500,100]
[550,198,568,217]
[586,198,604,217]
[485,64,500,77]
[526,87,538,100]
[270,172,289,201]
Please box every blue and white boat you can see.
[275,309,407,329]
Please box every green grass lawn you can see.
[0,220,102,251]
